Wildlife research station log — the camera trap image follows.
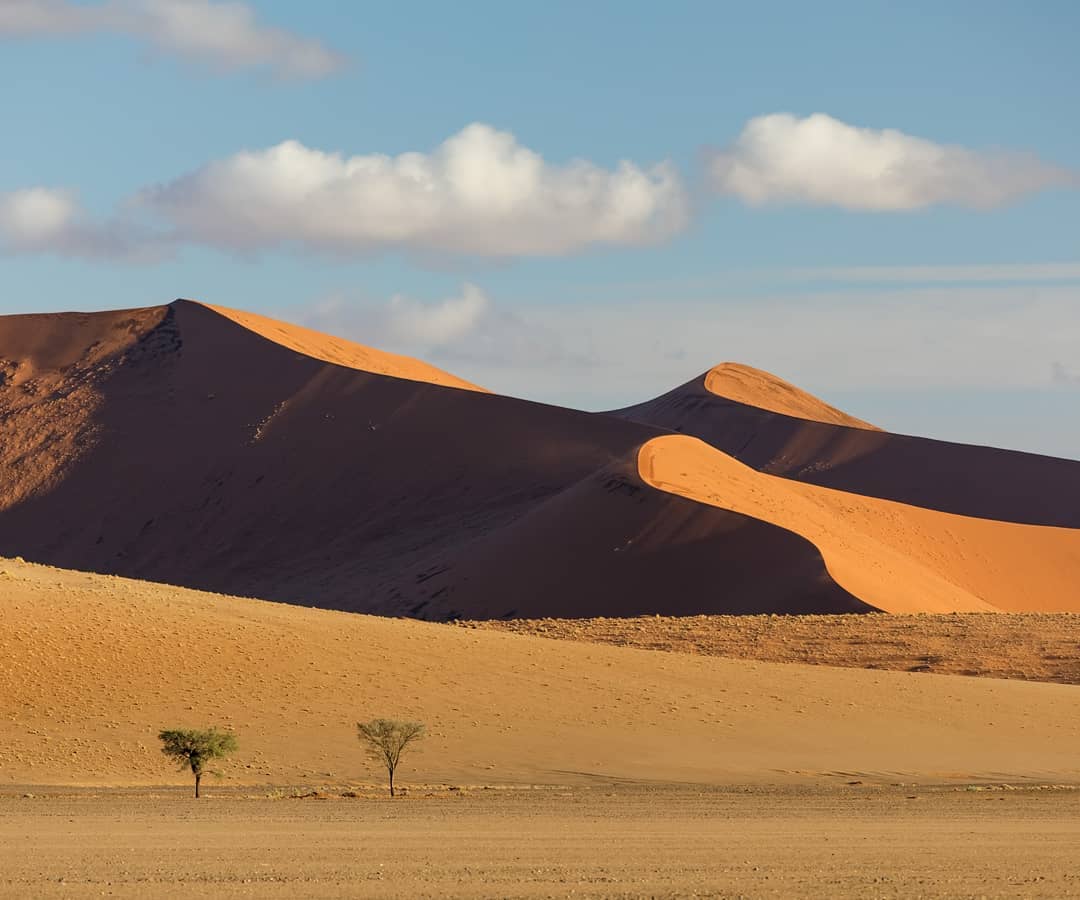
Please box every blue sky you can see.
[1,0,1078,456]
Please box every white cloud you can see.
[384,283,490,347]
[300,284,575,371]
[0,0,346,78]
[0,186,163,260]
[141,124,690,257]
[707,113,1075,210]
[0,187,77,247]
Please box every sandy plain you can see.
[2,785,1079,898]
[4,556,1080,789]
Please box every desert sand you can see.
[467,611,1080,684]
[704,362,878,429]
[4,786,1080,898]
[638,435,1080,612]
[617,366,1080,526]
[199,300,484,392]
[2,556,1079,788]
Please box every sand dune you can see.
[618,368,1080,527]
[392,451,867,620]
[0,299,865,618]
[2,557,1079,788]
[3,298,1080,620]
[639,435,1080,613]
[198,300,484,392]
[0,300,662,614]
[704,362,877,429]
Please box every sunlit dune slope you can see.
[2,558,1079,788]
[198,300,484,392]
[618,369,1080,527]
[704,363,877,429]
[638,435,1080,613]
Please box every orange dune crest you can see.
[194,299,485,392]
[704,362,878,429]
[638,435,1080,614]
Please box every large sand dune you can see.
[0,300,863,617]
[2,299,1079,619]
[617,367,1080,527]
[2,558,1078,788]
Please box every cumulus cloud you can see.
[0,187,76,248]
[707,113,1075,210]
[0,186,164,260]
[140,123,689,257]
[384,283,490,347]
[0,0,346,78]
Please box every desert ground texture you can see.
[467,611,1080,684]
[4,785,1080,899]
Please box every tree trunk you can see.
[195,772,201,799]
[389,768,395,798]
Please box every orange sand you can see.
[639,435,1080,613]
[704,363,877,429]
[2,557,1079,788]
[194,300,484,391]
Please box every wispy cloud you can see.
[299,284,578,372]
[0,0,347,78]
[140,124,689,257]
[0,187,163,260]
[1052,362,1080,387]
[788,262,1080,284]
[706,113,1075,210]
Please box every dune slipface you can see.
[616,366,1080,527]
[1,298,1079,618]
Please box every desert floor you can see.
[465,611,1080,684]
[2,784,1079,899]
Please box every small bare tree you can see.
[356,718,425,797]
[158,728,238,798]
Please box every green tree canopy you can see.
[158,728,238,798]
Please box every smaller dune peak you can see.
[704,362,878,430]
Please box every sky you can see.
[1,0,1078,458]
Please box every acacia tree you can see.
[158,728,238,798]
[356,718,425,797]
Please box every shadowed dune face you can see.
[2,558,1079,787]
[616,370,1080,528]
[0,300,863,618]
[1,298,1079,619]
[0,301,644,613]
[638,436,1080,613]
[0,305,168,512]
[390,452,869,620]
